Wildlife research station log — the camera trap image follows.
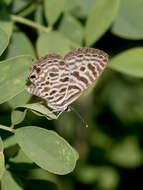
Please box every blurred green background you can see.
[1,0,143,189]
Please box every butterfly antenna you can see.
[69,106,88,128]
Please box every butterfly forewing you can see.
[27,48,109,112]
[61,48,109,108]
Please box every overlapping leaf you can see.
[5,29,35,59]
[44,0,67,26]
[109,48,143,77]
[59,13,84,44]
[0,28,9,56]
[1,170,23,190]
[0,55,34,104]
[85,0,119,46]
[37,32,77,57]
[15,126,79,175]
[18,103,57,120]
[111,0,143,39]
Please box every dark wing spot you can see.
[103,58,108,63]
[60,77,69,82]
[46,81,49,85]
[48,96,54,100]
[55,95,65,102]
[50,90,57,95]
[80,66,85,71]
[49,73,58,77]
[96,63,102,73]
[59,61,65,66]
[36,67,41,73]
[72,71,79,77]
[88,63,97,77]
[92,54,98,57]
[72,71,88,85]
[69,85,81,90]
[59,88,67,93]
[33,65,37,69]
[99,55,103,59]
[77,54,83,58]
[44,87,50,91]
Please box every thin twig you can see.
[18,3,38,17]
[11,15,52,33]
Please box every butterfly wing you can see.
[27,48,109,111]
[61,48,109,107]
[27,53,70,111]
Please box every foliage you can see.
[0,0,143,189]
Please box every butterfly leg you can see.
[50,109,64,118]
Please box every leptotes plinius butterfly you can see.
[27,48,109,116]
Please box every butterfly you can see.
[27,48,109,117]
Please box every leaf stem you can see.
[18,3,38,17]
[0,125,14,133]
[11,15,51,33]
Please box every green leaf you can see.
[0,137,4,152]
[5,29,35,59]
[3,0,12,5]
[15,126,79,175]
[11,109,27,125]
[78,0,97,16]
[9,149,33,165]
[8,90,31,108]
[0,55,34,104]
[37,32,75,57]
[34,5,45,35]
[109,48,143,77]
[0,28,9,56]
[1,170,23,190]
[108,136,143,168]
[0,137,5,180]
[3,135,16,149]
[85,0,120,46]
[8,149,36,171]
[77,165,119,189]
[27,168,56,182]
[18,103,57,120]
[59,13,84,44]
[111,0,143,39]
[9,0,30,13]
[44,0,67,26]
[65,0,96,18]
[0,11,13,38]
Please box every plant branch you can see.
[11,15,51,33]
[18,3,38,17]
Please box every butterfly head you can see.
[28,64,42,84]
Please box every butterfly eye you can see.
[30,75,36,79]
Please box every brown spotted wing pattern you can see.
[27,48,109,112]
